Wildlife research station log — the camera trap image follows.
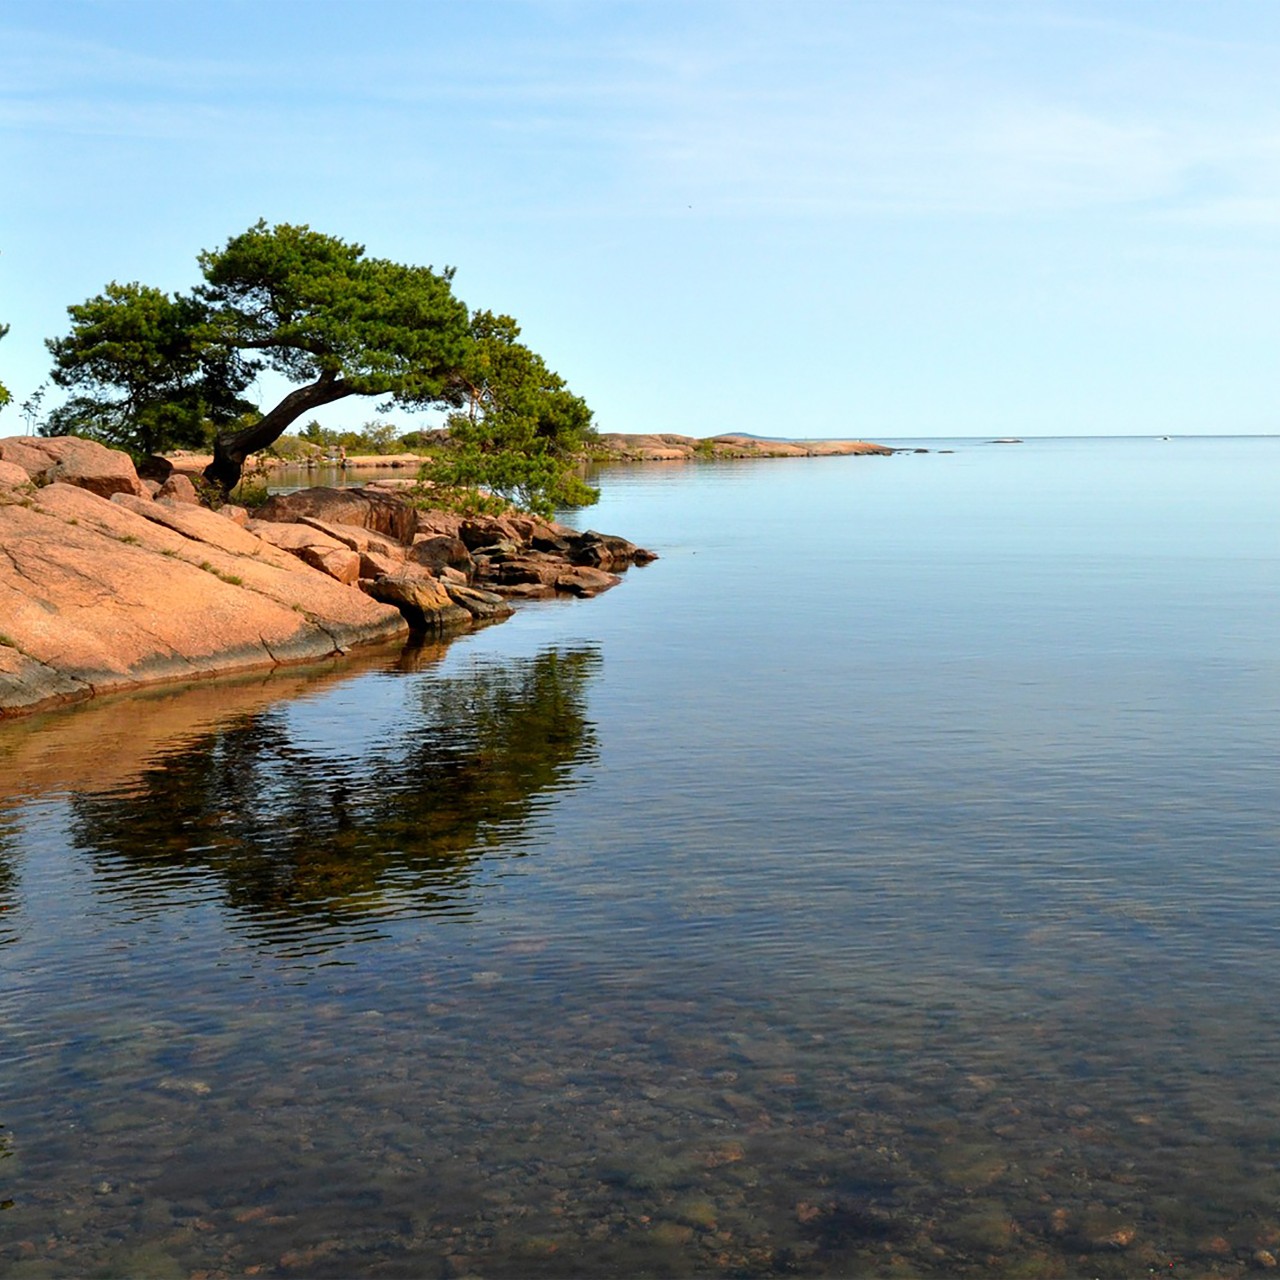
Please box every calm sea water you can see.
[3,437,1280,1277]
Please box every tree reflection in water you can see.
[0,818,17,948]
[67,646,600,952]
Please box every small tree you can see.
[419,311,598,517]
[19,383,47,435]
[361,420,401,454]
[0,322,10,412]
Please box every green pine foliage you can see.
[45,283,254,457]
[417,311,598,518]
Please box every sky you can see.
[2,0,1280,439]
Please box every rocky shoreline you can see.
[0,436,655,719]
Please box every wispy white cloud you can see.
[10,3,1277,225]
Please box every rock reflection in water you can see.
[66,644,599,950]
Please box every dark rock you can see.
[360,572,472,634]
[443,583,516,621]
[531,531,575,555]
[136,454,174,481]
[408,535,474,576]
[255,487,419,544]
[555,566,623,597]
[572,530,657,568]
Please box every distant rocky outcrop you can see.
[0,438,655,718]
[591,433,894,461]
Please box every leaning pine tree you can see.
[194,223,473,492]
[42,222,599,512]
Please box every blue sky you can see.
[3,0,1280,439]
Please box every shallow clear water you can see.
[3,437,1280,1277]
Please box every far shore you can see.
[161,433,896,477]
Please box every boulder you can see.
[414,510,464,540]
[359,548,407,580]
[296,516,399,557]
[407,535,474,575]
[530,528,575,556]
[136,454,174,481]
[492,582,556,600]
[246,519,396,585]
[443,583,515,621]
[0,459,33,490]
[254,487,419,543]
[555,566,623,597]
[156,473,201,504]
[459,514,541,550]
[479,553,563,589]
[247,520,350,554]
[0,435,146,498]
[298,545,361,585]
[570,530,658,569]
[361,572,472,634]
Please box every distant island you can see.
[587,433,895,461]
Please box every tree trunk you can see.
[204,373,355,494]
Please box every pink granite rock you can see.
[0,435,146,497]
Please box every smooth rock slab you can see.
[0,484,407,716]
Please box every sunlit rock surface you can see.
[0,441,408,716]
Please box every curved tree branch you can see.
[204,372,354,493]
